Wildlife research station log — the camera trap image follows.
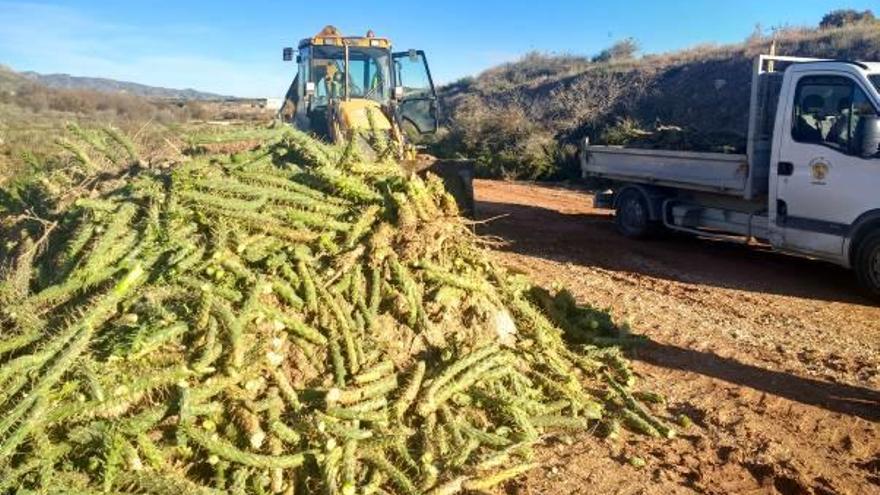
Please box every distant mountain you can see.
[19,71,232,100]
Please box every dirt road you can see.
[475,179,880,495]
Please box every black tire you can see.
[854,230,880,299]
[614,189,655,239]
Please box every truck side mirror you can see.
[282,47,294,62]
[857,115,880,158]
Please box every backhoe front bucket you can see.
[406,158,475,217]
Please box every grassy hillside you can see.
[0,69,226,186]
[0,64,26,92]
[436,21,880,179]
[0,65,276,186]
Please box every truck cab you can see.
[582,55,880,297]
[768,61,880,268]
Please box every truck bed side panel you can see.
[582,146,749,196]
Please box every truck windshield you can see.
[310,45,391,106]
[871,74,880,93]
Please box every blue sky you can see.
[0,1,875,97]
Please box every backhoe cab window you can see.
[394,51,434,98]
[309,46,390,106]
[792,75,876,155]
[391,50,438,136]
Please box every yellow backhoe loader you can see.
[280,26,474,214]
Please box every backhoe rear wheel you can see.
[854,230,880,299]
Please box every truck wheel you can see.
[615,189,654,239]
[855,230,880,299]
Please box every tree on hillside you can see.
[819,9,875,29]
[592,38,640,63]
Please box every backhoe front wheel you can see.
[614,189,655,239]
[855,230,880,299]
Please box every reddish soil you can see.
[474,179,880,495]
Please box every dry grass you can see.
[0,67,273,186]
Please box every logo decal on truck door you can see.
[809,157,830,184]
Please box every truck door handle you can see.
[778,162,794,176]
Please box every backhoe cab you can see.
[280,26,474,216]
[281,25,438,148]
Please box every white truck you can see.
[581,55,880,296]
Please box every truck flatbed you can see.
[583,146,749,197]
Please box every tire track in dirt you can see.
[475,179,880,494]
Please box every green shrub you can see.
[820,9,876,29]
[592,38,640,63]
[432,102,562,180]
